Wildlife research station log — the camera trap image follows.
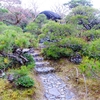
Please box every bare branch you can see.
[74,67,79,83]
[82,74,88,100]
[51,3,69,18]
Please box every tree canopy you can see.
[66,5,100,30]
[64,0,92,9]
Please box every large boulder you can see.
[39,11,61,21]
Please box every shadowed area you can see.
[39,10,61,21]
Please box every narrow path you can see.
[30,49,77,100]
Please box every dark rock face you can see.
[39,11,61,21]
[7,74,14,83]
[0,70,5,78]
[70,53,82,64]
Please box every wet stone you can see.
[49,95,56,99]
[48,99,55,100]
[22,48,30,53]
[49,87,60,97]
[35,62,50,67]
[35,67,55,74]
[47,75,54,80]
[33,57,44,62]
[60,91,65,95]
[66,92,75,100]
[32,53,40,57]
[60,95,65,98]
[61,98,66,100]
[59,84,66,88]
[44,84,53,89]
[45,93,52,98]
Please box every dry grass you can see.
[30,70,45,100]
[49,58,100,100]
[0,69,44,100]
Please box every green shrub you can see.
[35,14,48,28]
[15,35,30,48]
[14,66,30,76]
[0,31,15,52]
[43,45,73,60]
[43,45,60,60]
[59,37,86,52]
[0,24,38,71]
[0,29,38,53]
[7,26,23,33]
[0,24,22,34]
[0,29,36,53]
[81,29,100,41]
[82,38,100,59]
[22,32,38,47]
[15,75,34,88]
[26,14,48,37]
[0,57,11,70]
[59,48,74,57]
[40,21,74,43]
[23,54,35,69]
[0,8,8,13]
[79,57,100,77]
[26,22,40,36]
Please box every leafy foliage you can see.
[0,7,8,13]
[82,38,100,59]
[66,6,100,30]
[81,29,100,41]
[79,57,100,77]
[65,0,92,9]
[23,54,35,69]
[14,66,30,76]
[0,57,11,70]
[0,24,38,53]
[26,14,48,37]
[39,21,76,44]
[43,44,74,60]
[15,75,34,88]
[40,20,86,60]
[0,23,37,74]
[35,14,48,28]
[59,37,86,52]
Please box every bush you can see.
[43,45,60,60]
[26,14,48,37]
[81,29,100,41]
[0,24,22,34]
[59,37,86,52]
[0,29,38,53]
[40,21,74,43]
[79,57,100,77]
[0,24,38,72]
[26,22,40,36]
[15,75,34,88]
[15,35,30,48]
[23,32,38,47]
[82,38,100,59]
[43,45,73,60]
[23,54,35,69]
[59,48,74,58]
[0,57,11,70]
[14,66,30,76]
[0,30,16,52]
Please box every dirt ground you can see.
[49,58,100,100]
